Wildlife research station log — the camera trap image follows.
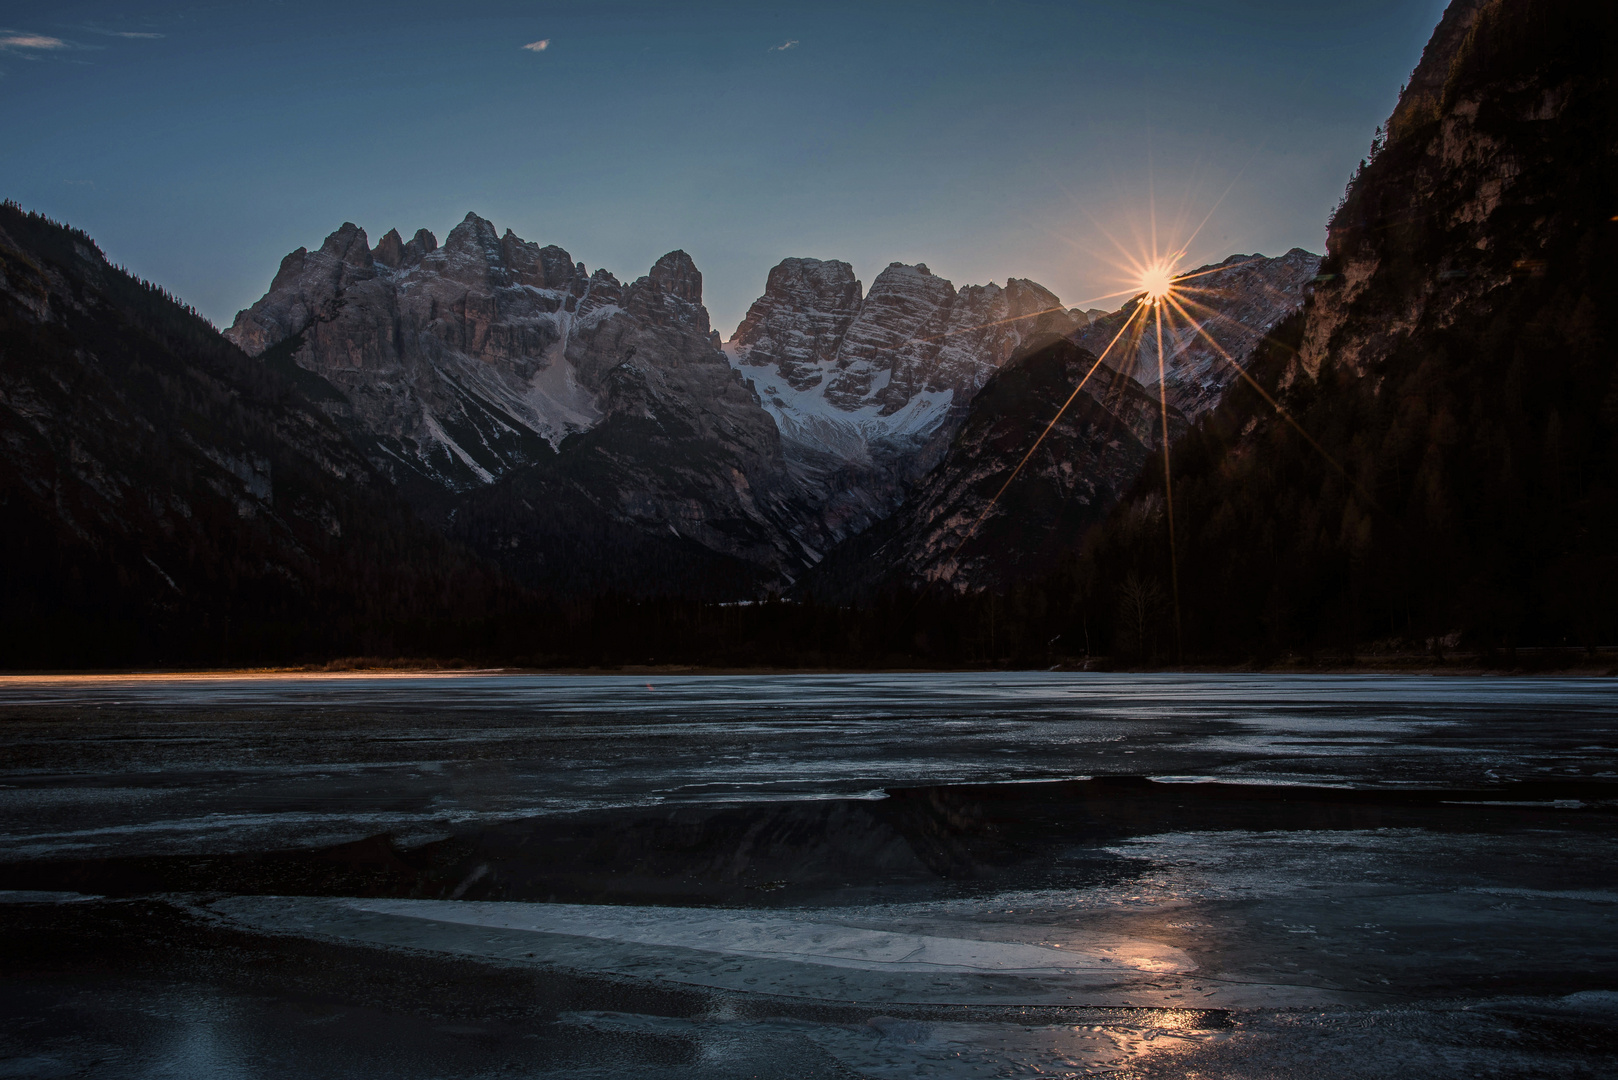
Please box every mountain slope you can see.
[1081,0,1618,656]
[807,338,1184,596]
[0,202,503,665]
[445,252,808,597]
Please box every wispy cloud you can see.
[522,39,550,52]
[0,34,69,51]
[76,24,165,40]
[768,40,798,52]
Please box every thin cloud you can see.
[768,40,798,52]
[76,25,165,39]
[522,39,550,52]
[0,34,68,51]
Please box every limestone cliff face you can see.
[227,213,627,495]
[1293,0,1572,386]
[729,259,1083,459]
[1077,249,1321,419]
[726,258,1085,548]
[229,214,811,593]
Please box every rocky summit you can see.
[725,257,1087,546]
[727,258,1085,467]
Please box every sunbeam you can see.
[1153,295,1183,659]
[938,304,1150,582]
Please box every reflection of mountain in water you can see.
[7,776,1612,908]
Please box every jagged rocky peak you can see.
[372,226,441,270]
[497,229,577,291]
[623,250,710,336]
[726,255,1084,468]
[231,222,384,356]
[428,211,515,287]
[373,228,406,268]
[730,258,864,392]
[319,221,373,267]
[827,261,962,409]
[645,250,702,303]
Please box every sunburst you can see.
[931,178,1369,662]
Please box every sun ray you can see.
[917,166,1340,662]
[937,304,1150,582]
[1163,291,1385,515]
[1152,294,1183,660]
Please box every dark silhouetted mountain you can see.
[807,337,1184,597]
[0,202,505,666]
[1079,0,1618,658]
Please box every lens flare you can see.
[1139,262,1178,304]
[922,172,1379,666]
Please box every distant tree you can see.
[1116,573,1165,660]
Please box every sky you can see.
[0,0,1449,336]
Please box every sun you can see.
[1139,261,1177,304]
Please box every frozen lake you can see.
[1,672,1615,1077]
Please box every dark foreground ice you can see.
[0,672,1614,1077]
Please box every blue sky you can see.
[1,0,1448,335]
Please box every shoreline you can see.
[0,654,1614,682]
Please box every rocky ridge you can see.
[1076,248,1321,419]
[727,259,1085,465]
[227,213,635,501]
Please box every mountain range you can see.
[222,213,1316,596]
